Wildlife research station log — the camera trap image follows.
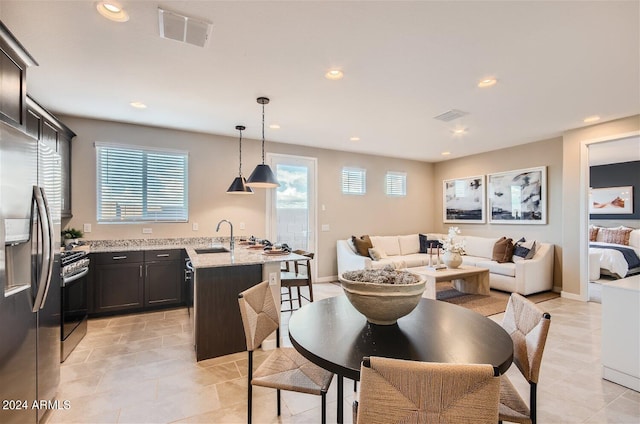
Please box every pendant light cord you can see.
[261,102,266,164]
[238,127,243,176]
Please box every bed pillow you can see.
[600,227,633,245]
[589,225,600,242]
[492,237,514,263]
[351,235,373,256]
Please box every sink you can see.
[195,247,230,254]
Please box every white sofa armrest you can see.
[513,243,555,295]
[337,240,372,275]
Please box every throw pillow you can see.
[368,247,387,261]
[352,235,373,256]
[589,225,599,242]
[599,227,633,245]
[419,234,443,253]
[513,238,537,260]
[492,237,514,263]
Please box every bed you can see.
[589,227,640,279]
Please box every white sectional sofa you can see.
[337,233,555,295]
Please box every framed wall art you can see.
[488,166,547,224]
[443,175,485,223]
[589,186,633,214]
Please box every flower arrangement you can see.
[440,227,465,254]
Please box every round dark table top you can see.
[288,296,514,381]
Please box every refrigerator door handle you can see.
[32,186,54,312]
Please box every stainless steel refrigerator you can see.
[0,122,61,423]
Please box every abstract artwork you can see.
[590,186,633,214]
[443,175,485,223]
[488,166,547,224]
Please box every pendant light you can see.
[226,125,254,194]
[246,97,280,188]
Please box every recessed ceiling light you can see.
[349,136,360,142]
[441,151,451,156]
[130,101,147,109]
[96,1,129,22]
[325,69,344,80]
[583,115,601,123]
[477,78,497,88]
[269,124,280,129]
[452,128,467,135]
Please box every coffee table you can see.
[408,264,490,299]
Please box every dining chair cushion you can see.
[499,375,532,423]
[252,347,333,395]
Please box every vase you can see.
[443,251,462,269]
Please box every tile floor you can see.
[48,283,639,423]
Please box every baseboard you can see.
[603,367,640,391]
[561,290,588,301]
[316,275,338,284]
[553,285,562,293]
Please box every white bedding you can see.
[589,242,640,278]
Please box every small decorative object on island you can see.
[61,227,84,247]
[440,226,465,269]
[340,266,426,325]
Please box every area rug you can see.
[436,282,559,317]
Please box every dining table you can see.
[288,295,514,423]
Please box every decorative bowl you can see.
[339,269,426,325]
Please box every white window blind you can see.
[96,143,188,222]
[342,167,366,195]
[385,172,407,196]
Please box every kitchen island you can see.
[185,246,306,361]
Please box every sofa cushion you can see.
[461,255,485,267]
[476,260,516,277]
[352,235,373,256]
[399,234,420,255]
[402,254,430,268]
[370,236,401,256]
[492,237,514,263]
[464,236,499,259]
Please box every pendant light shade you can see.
[226,125,254,194]
[246,97,280,188]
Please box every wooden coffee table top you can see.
[409,264,489,281]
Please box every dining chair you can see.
[280,250,314,312]
[237,280,333,424]
[353,356,501,424]
[499,293,551,424]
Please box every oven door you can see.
[62,267,89,340]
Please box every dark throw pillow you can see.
[513,237,537,260]
[492,237,514,263]
[419,234,443,253]
[352,235,373,256]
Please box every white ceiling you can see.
[1,0,638,162]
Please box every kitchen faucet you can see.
[216,219,234,252]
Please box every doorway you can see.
[266,153,317,279]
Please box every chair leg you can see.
[277,389,281,416]
[248,351,253,424]
[530,381,537,424]
[353,380,357,392]
[297,287,302,308]
[321,392,327,424]
[288,287,294,311]
[308,280,314,302]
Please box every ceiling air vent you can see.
[158,8,212,48]
[433,109,469,122]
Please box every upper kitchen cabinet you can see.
[26,96,76,218]
[0,21,37,131]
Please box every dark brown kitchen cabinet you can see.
[93,251,145,314]
[144,250,183,307]
[26,96,75,217]
[0,21,37,131]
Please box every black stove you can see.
[60,249,89,362]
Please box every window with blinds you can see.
[96,143,188,222]
[385,171,407,196]
[342,167,366,195]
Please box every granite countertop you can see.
[64,237,305,268]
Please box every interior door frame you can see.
[579,130,640,300]
[265,153,318,282]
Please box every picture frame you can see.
[589,186,633,214]
[488,166,547,224]
[443,175,485,223]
